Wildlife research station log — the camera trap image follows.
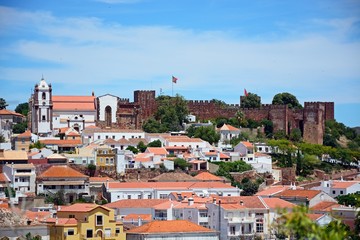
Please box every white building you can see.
[312,180,360,198]
[98,94,119,126]
[234,141,255,162]
[29,78,97,136]
[3,163,36,193]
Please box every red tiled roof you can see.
[219,124,240,131]
[274,189,321,200]
[38,165,88,178]
[108,181,235,190]
[331,181,360,189]
[194,172,223,181]
[262,198,296,209]
[146,147,168,155]
[89,177,115,182]
[58,203,102,212]
[45,217,78,225]
[256,186,291,196]
[52,96,96,111]
[25,210,52,221]
[17,130,32,138]
[310,201,341,212]
[241,141,253,148]
[307,213,324,221]
[105,199,168,208]
[117,138,130,144]
[0,173,9,183]
[0,109,24,117]
[221,203,247,210]
[127,220,215,233]
[40,139,81,146]
[217,196,266,209]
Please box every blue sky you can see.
[0,0,359,127]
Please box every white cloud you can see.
[1,6,360,105]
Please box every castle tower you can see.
[30,77,53,136]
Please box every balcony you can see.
[225,217,255,223]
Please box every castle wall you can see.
[303,102,326,145]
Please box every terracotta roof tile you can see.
[52,96,96,111]
[89,177,115,182]
[25,210,52,221]
[58,203,104,212]
[17,130,32,138]
[262,198,296,209]
[310,201,342,212]
[40,139,82,146]
[146,147,168,155]
[241,141,253,148]
[38,165,88,178]
[0,173,9,183]
[221,203,247,210]
[256,186,292,196]
[331,181,360,189]
[117,138,130,144]
[217,196,266,209]
[127,220,215,233]
[274,189,321,200]
[218,124,240,131]
[105,199,168,208]
[307,213,324,221]
[150,172,197,182]
[45,217,78,225]
[0,109,24,117]
[194,172,223,181]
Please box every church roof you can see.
[52,96,96,111]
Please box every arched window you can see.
[42,92,46,100]
[105,106,112,127]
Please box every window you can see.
[42,115,46,121]
[67,229,74,235]
[98,136,100,140]
[148,194,152,199]
[256,219,264,233]
[112,135,115,139]
[340,190,344,194]
[105,228,111,237]
[117,195,120,199]
[69,214,75,218]
[132,136,134,138]
[332,190,336,194]
[116,228,120,234]
[138,195,142,199]
[96,215,103,226]
[42,92,46,100]
[106,135,109,139]
[86,229,93,238]
[127,195,131,199]
[160,194,168,199]
[230,226,236,235]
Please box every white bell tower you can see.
[30,77,53,136]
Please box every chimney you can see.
[137,216,142,226]
[240,200,244,206]
[188,197,194,206]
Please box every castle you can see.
[29,78,334,144]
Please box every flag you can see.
[172,76,178,84]
[244,88,248,97]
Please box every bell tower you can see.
[30,77,53,136]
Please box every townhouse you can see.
[273,189,336,207]
[12,130,32,151]
[312,179,360,198]
[2,163,36,193]
[37,165,90,203]
[46,203,126,240]
[104,181,241,203]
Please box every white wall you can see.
[98,94,118,123]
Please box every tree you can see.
[87,164,96,177]
[274,205,349,240]
[235,110,248,127]
[261,119,273,137]
[0,134,5,143]
[273,130,287,140]
[137,141,147,152]
[15,102,29,116]
[29,141,46,149]
[12,122,27,134]
[147,140,162,147]
[0,98,8,110]
[126,146,139,154]
[191,126,220,145]
[173,158,191,170]
[240,93,261,108]
[336,191,360,207]
[289,128,302,142]
[142,117,167,133]
[240,179,259,196]
[272,92,302,109]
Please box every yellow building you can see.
[95,147,116,171]
[46,203,125,240]
[13,130,32,151]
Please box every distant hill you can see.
[353,127,360,135]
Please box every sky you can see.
[0,0,359,127]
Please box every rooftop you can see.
[38,165,88,178]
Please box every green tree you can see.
[336,191,360,207]
[215,161,252,181]
[240,92,261,108]
[192,126,220,145]
[274,206,349,240]
[240,178,259,196]
[137,141,147,152]
[142,117,167,133]
[29,141,46,149]
[147,139,162,147]
[273,130,287,140]
[289,128,302,142]
[87,164,96,177]
[126,146,139,154]
[235,110,248,127]
[230,132,249,146]
[12,121,27,134]
[272,92,303,109]
[15,102,29,116]
[173,158,191,170]
[261,119,273,137]
[0,98,8,110]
